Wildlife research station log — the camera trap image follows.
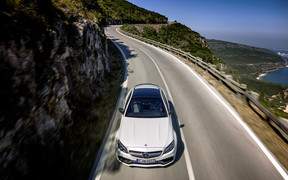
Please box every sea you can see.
[259,49,288,87]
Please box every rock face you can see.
[0,11,110,178]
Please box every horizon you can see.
[127,0,288,50]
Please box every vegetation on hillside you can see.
[207,39,285,64]
[97,0,167,24]
[207,39,286,77]
[241,77,288,117]
[1,0,106,40]
[259,93,288,119]
[207,39,288,117]
[1,0,167,31]
[122,24,221,64]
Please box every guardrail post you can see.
[245,93,266,121]
[241,84,247,91]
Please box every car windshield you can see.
[125,97,167,118]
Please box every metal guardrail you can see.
[120,29,288,141]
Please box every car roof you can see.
[134,83,159,89]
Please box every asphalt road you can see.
[94,25,287,180]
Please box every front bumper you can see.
[116,146,177,167]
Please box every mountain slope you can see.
[207,39,286,64]
[0,0,122,179]
[122,23,221,64]
[207,39,288,117]
[207,39,287,78]
[97,0,167,24]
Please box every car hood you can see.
[118,117,173,149]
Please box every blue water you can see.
[259,49,288,87]
[260,61,288,87]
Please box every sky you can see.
[127,0,288,49]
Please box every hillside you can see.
[207,39,288,117]
[0,0,125,179]
[207,39,286,64]
[207,39,287,78]
[122,24,221,64]
[97,0,167,24]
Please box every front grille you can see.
[129,150,162,158]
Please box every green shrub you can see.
[97,0,167,24]
[121,24,140,35]
[259,93,288,119]
[142,26,157,40]
[121,23,221,64]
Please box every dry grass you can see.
[172,53,288,170]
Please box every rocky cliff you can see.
[0,1,112,179]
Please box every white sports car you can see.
[116,83,177,167]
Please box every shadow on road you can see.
[109,38,137,82]
[169,101,185,165]
[109,38,137,59]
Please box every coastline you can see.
[256,73,267,80]
[256,62,288,81]
[256,66,288,87]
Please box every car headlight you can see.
[163,140,175,154]
[117,139,128,153]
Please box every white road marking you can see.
[135,45,196,180]
[92,35,128,180]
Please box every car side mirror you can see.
[168,109,174,114]
[118,108,124,114]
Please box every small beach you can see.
[256,73,267,80]
[285,105,288,113]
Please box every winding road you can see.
[91,25,287,180]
